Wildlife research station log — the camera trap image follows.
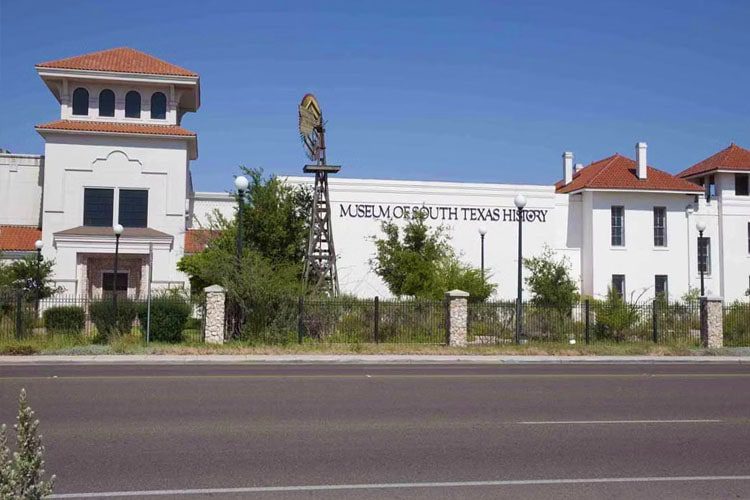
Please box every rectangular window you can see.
[653,207,667,247]
[83,188,114,227]
[118,189,148,228]
[102,271,128,298]
[736,174,749,196]
[655,275,668,299]
[611,274,626,298]
[611,206,625,246]
[706,175,716,201]
[698,236,711,275]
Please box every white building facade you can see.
[2,48,750,303]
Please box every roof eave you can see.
[36,67,200,112]
[560,187,701,195]
[35,66,198,84]
[681,168,750,179]
[35,127,198,160]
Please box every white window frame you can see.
[611,206,625,247]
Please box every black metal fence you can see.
[3,290,749,348]
[467,299,704,346]
[0,291,202,343]
[724,301,750,347]
[234,297,448,345]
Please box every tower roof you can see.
[36,47,197,77]
[678,143,750,178]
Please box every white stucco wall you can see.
[716,172,750,301]
[0,153,44,226]
[587,191,698,301]
[285,176,577,299]
[39,133,192,295]
[190,191,235,228]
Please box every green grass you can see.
[0,330,743,357]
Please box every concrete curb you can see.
[0,354,748,365]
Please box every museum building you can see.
[1,48,749,302]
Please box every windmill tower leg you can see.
[303,171,340,296]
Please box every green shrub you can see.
[592,289,647,342]
[89,299,138,341]
[724,301,750,346]
[43,306,85,334]
[136,297,191,343]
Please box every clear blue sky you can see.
[2,0,749,192]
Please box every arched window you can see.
[98,89,115,117]
[72,87,89,115]
[125,91,141,118]
[150,92,167,120]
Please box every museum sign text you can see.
[339,204,548,223]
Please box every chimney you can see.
[563,151,574,185]
[575,162,584,173]
[636,142,648,180]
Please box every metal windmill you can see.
[299,93,340,296]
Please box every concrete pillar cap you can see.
[204,285,226,293]
[445,289,470,298]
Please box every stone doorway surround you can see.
[78,253,149,300]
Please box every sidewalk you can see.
[0,354,748,365]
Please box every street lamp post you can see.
[112,224,124,316]
[478,226,487,281]
[34,240,43,314]
[234,176,249,265]
[696,221,707,296]
[232,176,249,340]
[514,193,527,344]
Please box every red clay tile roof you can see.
[556,154,702,194]
[0,226,41,252]
[184,229,221,254]
[36,47,197,77]
[36,120,196,137]
[677,143,750,178]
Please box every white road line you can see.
[518,419,724,425]
[49,475,750,498]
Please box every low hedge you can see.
[43,306,85,334]
[136,297,192,343]
[89,299,138,341]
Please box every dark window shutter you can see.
[118,190,148,227]
[83,188,114,227]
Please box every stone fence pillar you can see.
[700,296,723,349]
[446,290,469,347]
[204,285,227,344]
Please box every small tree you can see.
[0,389,54,499]
[370,211,495,300]
[0,255,61,299]
[523,246,579,314]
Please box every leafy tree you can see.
[523,246,579,314]
[370,211,495,300]
[0,255,61,299]
[178,168,311,340]
[179,167,311,294]
[0,389,55,499]
[236,167,312,267]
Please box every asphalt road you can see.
[1,363,749,499]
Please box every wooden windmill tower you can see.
[298,94,340,296]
